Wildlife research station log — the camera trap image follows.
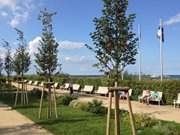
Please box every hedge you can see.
[14,75,180,104]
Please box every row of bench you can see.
[26,80,110,96]
[15,80,167,105]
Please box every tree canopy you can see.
[86,0,138,83]
[35,8,60,81]
[13,28,31,78]
[2,40,13,80]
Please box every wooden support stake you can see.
[127,92,136,135]
[25,83,29,104]
[106,91,112,135]
[14,83,19,107]
[21,83,23,105]
[53,86,58,118]
[114,91,120,135]
[22,83,25,105]
[47,84,52,119]
[39,86,44,119]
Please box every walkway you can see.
[79,96,180,123]
[0,102,52,135]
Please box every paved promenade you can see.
[0,102,53,135]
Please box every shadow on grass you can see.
[37,117,87,125]
[13,105,39,109]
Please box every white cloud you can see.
[28,36,41,57]
[0,11,8,17]
[0,47,6,59]
[0,0,16,9]
[28,37,85,60]
[64,56,86,63]
[0,0,35,27]
[165,13,180,26]
[9,0,34,28]
[10,11,29,27]
[59,40,85,50]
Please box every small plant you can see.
[153,122,180,135]
[124,113,158,129]
[86,99,106,115]
[59,95,77,106]
[69,100,89,111]
[29,88,47,99]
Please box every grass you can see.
[1,86,180,135]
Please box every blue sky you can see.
[0,0,180,75]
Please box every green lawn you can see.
[1,88,180,135]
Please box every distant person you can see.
[143,89,151,105]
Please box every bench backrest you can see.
[54,83,59,88]
[72,84,80,91]
[83,85,94,92]
[129,89,133,97]
[150,91,163,100]
[34,81,39,85]
[177,93,180,101]
[28,80,33,85]
[39,82,44,87]
[97,86,108,95]
[64,83,70,89]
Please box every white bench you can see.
[96,86,108,96]
[72,84,81,91]
[33,81,39,86]
[28,80,33,85]
[174,93,180,108]
[81,85,94,93]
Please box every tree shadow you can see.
[37,117,87,125]
[0,123,49,135]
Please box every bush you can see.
[69,100,89,111]
[86,99,106,115]
[0,82,16,91]
[153,122,180,135]
[21,74,180,104]
[69,99,106,115]
[59,95,78,106]
[29,88,48,99]
[124,113,158,130]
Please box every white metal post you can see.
[138,24,142,81]
[160,19,163,81]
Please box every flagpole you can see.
[138,24,142,81]
[160,19,163,81]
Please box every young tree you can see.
[2,40,13,82]
[86,0,138,85]
[35,8,59,82]
[0,57,3,76]
[13,28,31,79]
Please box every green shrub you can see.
[69,100,89,111]
[29,88,48,99]
[21,74,180,104]
[0,77,6,83]
[124,113,158,129]
[86,99,106,115]
[59,95,78,105]
[0,83,16,91]
[153,122,180,135]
